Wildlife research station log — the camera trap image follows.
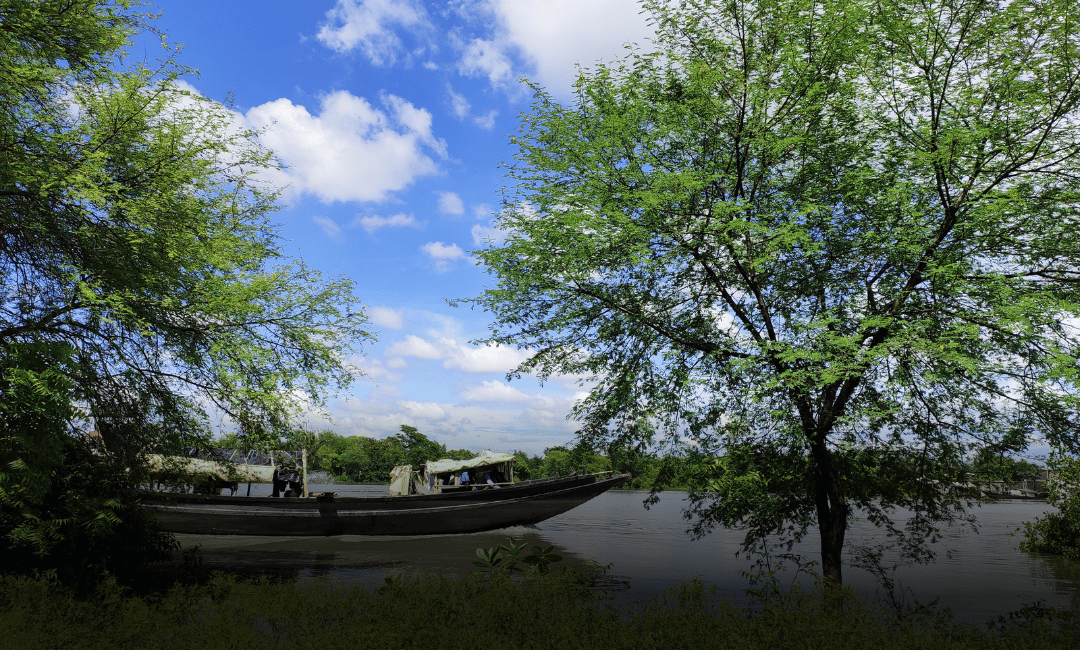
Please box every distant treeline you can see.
[212,425,700,489]
[213,425,1043,491]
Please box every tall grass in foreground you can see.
[1,570,1076,650]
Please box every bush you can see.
[1022,455,1080,560]
[2,570,1078,649]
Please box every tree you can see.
[471,0,1080,589]
[1,1,371,578]
[396,424,447,469]
[1021,454,1080,560]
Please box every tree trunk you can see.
[810,437,848,607]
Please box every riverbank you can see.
[3,570,1077,650]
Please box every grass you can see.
[1,569,1077,650]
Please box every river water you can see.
[172,484,1080,624]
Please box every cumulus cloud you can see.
[386,334,445,360]
[347,355,402,384]
[353,213,420,232]
[382,334,533,375]
[438,191,465,215]
[314,1,652,98]
[312,393,581,454]
[457,37,515,88]
[305,374,587,454]
[442,340,531,373]
[489,0,652,92]
[317,0,431,64]
[421,241,466,271]
[460,380,530,403]
[368,306,405,329]
[244,90,446,203]
[399,400,448,421]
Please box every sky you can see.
[130,0,658,454]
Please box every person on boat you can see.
[460,470,470,486]
[482,471,500,489]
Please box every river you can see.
[171,484,1080,624]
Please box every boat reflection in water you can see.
[143,449,627,536]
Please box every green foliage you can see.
[299,427,449,483]
[2,572,1078,650]
[0,341,176,589]
[473,536,564,577]
[1021,455,1080,560]
[469,0,1080,586]
[395,424,447,469]
[1,0,373,454]
[540,446,574,477]
[1,0,373,583]
[970,446,1043,484]
[444,448,476,460]
[512,449,543,480]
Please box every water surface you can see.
[173,484,1080,623]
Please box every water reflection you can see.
[168,485,1079,623]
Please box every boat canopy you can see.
[389,450,517,495]
[424,450,515,474]
[146,454,275,482]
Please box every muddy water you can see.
[171,484,1080,623]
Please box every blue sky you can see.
[133,1,656,454]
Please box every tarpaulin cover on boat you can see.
[423,450,515,474]
[146,450,305,483]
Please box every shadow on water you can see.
[148,484,1080,623]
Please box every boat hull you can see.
[145,473,628,536]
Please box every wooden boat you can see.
[143,472,628,536]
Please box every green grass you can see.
[1,570,1076,650]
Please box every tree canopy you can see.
[1,0,371,581]
[472,0,1080,587]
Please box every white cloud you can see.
[382,333,533,374]
[441,339,532,374]
[447,84,471,119]
[312,215,342,239]
[244,90,446,203]
[399,400,448,421]
[473,110,497,130]
[368,306,405,329]
[353,213,420,232]
[347,355,402,384]
[445,84,497,129]
[369,385,405,400]
[438,191,465,215]
[385,334,444,360]
[317,0,431,64]
[494,0,652,90]
[315,1,652,99]
[457,37,515,88]
[455,0,653,97]
[461,380,530,403]
[309,385,584,455]
[421,241,466,271]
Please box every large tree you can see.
[471,0,1080,588]
[1,0,371,577]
